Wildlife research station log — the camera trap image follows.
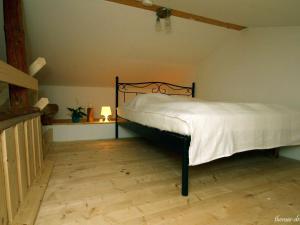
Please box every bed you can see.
[115,76,300,196]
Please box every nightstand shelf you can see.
[44,118,135,142]
[51,118,116,125]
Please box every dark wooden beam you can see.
[3,0,30,110]
[105,0,246,31]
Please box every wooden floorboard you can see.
[35,139,300,225]
[13,160,54,225]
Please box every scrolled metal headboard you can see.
[116,77,195,102]
[115,76,195,138]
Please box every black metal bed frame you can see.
[115,76,195,196]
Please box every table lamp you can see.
[100,106,112,122]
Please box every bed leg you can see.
[115,76,119,139]
[115,119,119,139]
[182,138,190,196]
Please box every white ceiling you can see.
[23,0,300,87]
[155,0,300,27]
[23,0,236,87]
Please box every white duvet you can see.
[118,94,300,166]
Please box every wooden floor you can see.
[35,139,300,225]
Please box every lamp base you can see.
[102,116,109,123]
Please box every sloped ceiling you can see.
[23,0,236,87]
[13,0,300,87]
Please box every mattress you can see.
[118,94,300,166]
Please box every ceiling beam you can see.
[105,0,246,31]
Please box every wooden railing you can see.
[0,113,52,225]
[0,60,38,90]
[0,57,53,225]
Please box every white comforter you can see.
[119,94,300,166]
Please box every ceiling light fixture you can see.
[156,7,172,32]
[156,7,172,22]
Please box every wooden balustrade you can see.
[0,114,53,225]
[0,48,52,225]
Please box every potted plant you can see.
[67,107,87,123]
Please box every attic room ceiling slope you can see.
[23,0,237,87]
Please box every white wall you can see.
[197,27,300,107]
[39,85,115,119]
[196,26,300,160]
